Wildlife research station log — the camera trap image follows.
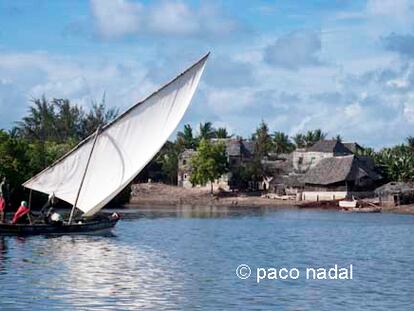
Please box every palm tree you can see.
[198,122,216,140]
[176,124,195,149]
[406,136,414,151]
[216,127,232,139]
[293,133,306,148]
[313,129,327,141]
[375,145,414,182]
[252,121,272,157]
[273,131,294,154]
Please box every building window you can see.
[298,157,303,165]
[184,174,187,179]
[182,160,186,165]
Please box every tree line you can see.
[0,96,118,207]
[0,97,413,206]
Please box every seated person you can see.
[12,201,32,225]
[43,207,63,225]
[0,196,5,223]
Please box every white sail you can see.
[23,53,209,216]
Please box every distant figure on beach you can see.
[12,201,32,225]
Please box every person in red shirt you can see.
[12,201,32,225]
[0,196,5,223]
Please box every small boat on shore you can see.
[339,199,357,209]
[1,54,209,235]
[340,199,382,213]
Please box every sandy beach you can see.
[129,183,414,215]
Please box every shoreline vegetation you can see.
[129,183,414,215]
[1,96,414,213]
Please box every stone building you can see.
[292,140,354,173]
[375,182,414,207]
[271,140,382,201]
[177,149,196,188]
[301,154,382,201]
[177,139,254,190]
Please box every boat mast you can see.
[68,126,101,224]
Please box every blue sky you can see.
[1,0,414,148]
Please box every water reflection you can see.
[0,209,413,310]
[0,237,7,273]
[1,235,187,310]
[112,205,270,219]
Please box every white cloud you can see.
[344,102,362,119]
[366,0,413,18]
[264,30,323,70]
[0,51,156,129]
[89,0,238,39]
[147,2,199,35]
[90,0,142,39]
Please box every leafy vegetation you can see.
[292,129,327,148]
[0,96,118,208]
[1,95,413,206]
[189,139,228,193]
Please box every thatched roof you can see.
[209,138,254,157]
[307,140,353,155]
[375,182,414,195]
[343,142,363,153]
[303,155,381,185]
[270,174,305,187]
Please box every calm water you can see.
[0,207,413,310]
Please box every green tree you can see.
[15,96,58,142]
[81,96,118,137]
[157,141,180,184]
[216,127,232,139]
[406,136,414,151]
[293,133,306,148]
[176,124,195,149]
[375,145,414,182]
[304,129,326,147]
[190,139,228,193]
[252,121,272,157]
[272,131,294,154]
[53,98,84,141]
[293,129,327,148]
[198,122,216,140]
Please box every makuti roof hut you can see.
[303,155,382,191]
[375,182,414,207]
[300,154,382,201]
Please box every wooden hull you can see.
[0,217,119,236]
[339,200,357,208]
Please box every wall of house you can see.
[302,191,348,201]
[301,191,374,201]
[292,150,333,173]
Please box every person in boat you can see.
[0,176,8,223]
[12,201,32,225]
[0,194,5,224]
[44,207,63,225]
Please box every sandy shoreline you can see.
[129,183,414,215]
